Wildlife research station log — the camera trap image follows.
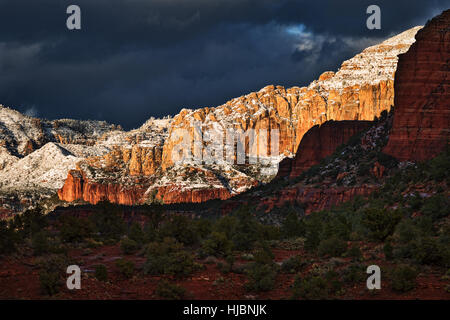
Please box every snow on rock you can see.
[0,142,109,192]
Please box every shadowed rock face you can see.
[277,120,373,179]
[384,10,450,161]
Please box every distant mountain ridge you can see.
[0,25,423,215]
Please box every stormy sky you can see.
[0,1,447,129]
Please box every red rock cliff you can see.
[277,120,373,179]
[58,170,147,205]
[384,10,450,161]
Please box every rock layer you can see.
[384,10,450,161]
[57,170,147,205]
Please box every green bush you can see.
[89,203,126,240]
[94,264,108,282]
[391,265,417,292]
[155,280,186,300]
[383,242,394,260]
[341,263,365,284]
[362,208,402,241]
[281,255,306,274]
[39,270,61,296]
[37,255,68,295]
[291,275,329,300]
[158,215,198,246]
[120,237,139,255]
[0,221,18,255]
[31,231,50,256]
[115,258,135,279]
[201,231,233,257]
[421,195,449,221]
[231,206,261,251]
[245,247,277,292]
[143,237,198,278]
[281,209,305,238]
[128,222,145,245]
[318,237,347,257]
[59,216,93,243]
[345,246,363,261]
[245,263,277,292]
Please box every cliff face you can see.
[259,185,378,214]
[384,10,450,161]
[277,120,373,179]
[57,170,147,205]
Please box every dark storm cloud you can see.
[0,0,448,128]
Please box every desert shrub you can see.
[37,254,68,295]
[11,208,47,240]
[31,231,50,256]
[391,265,417,292]
[155,280,186,300]
[39,270,61,296]
[89,203,126,240]
[345,246,363,261]
[128,222,145,245]
[362,208,402,241]
[427,149,450,182]
[94,264,108,282]
[245,247,277,292]
[303,213,324,252]
[318,237,347,257]
[201,231,233,257]
[0,220,18,255]
[158,215,198,246]
[413,237,450,267]
[231,206,261,251]
[291,275,329,300]
[245,263,277,292]
[115,258,135,279]
[59,216,93,243]
[281,255,306,274]
[120,237,139,255]
[213,215,239,240]
[383,242,394,260]
[194,218,213,240]
[421,195,449,221]
[341,263,365,284]
[281,209,305,239]
[407,193,423,211]
[395,219,421,244]
[143,237,197,278]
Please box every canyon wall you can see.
[277,120,373,179]
[384,10,450,161]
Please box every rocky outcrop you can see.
[155,185,232,203]
[57,170,147,205]
[384,10,450,161]
[0,105,120,157]
[258,185,377,214]
[277,120,373,179]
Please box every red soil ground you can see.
[1,244,449,300]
